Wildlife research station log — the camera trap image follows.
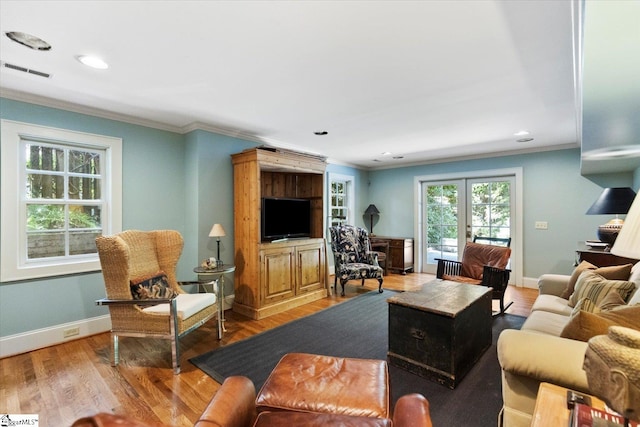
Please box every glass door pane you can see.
[423,180,464,273]
[468,180,512,241]
[466,178,514,271]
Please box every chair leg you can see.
[494,296,514,316]
[111,333,119,367]
[171,335,180,375]
[377,278,383,293]
[169,299,181,375]
[340,279,347,297]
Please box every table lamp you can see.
[364,204,380,236]
[209,223,226,266]
[611,189,640,260]
[586,187,636,246]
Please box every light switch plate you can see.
[535,221,548,230]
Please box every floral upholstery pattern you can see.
[329,225,384,296]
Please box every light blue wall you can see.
[1,97,635,340]
[0,98,188,336]
[0,98,255,338]
[186,130,257,297]
[366,149,634,279]
[325,163,371,230]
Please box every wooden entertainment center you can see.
[231,147,328,319]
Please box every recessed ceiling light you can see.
[314,131,328,136]
[514,130,530,136]
[381,152,392,156]
[76,55,109,69]
[5,31,51,51]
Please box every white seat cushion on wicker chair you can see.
[142,293,217,319]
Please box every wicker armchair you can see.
[95,230,217,374]
[329,225,383,296]
[436,241,512,315]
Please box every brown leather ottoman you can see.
[255,353,390,418]
[253,411,392,427]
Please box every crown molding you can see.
[180,120,264,142]
[0,89,321,157]
[0,88,184,133]
[367,142,580,171]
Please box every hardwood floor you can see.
[0,273,537,426]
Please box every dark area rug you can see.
[190,289,525,426]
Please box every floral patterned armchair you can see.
[329,225,384,296]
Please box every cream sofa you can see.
[497,262,640,427]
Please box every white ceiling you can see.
[0,0,580,169]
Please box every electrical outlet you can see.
[63,327,80,338]
[535,221,548,230]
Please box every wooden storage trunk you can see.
[387,280,492,388]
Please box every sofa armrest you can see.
[537,274,570,296]
[393,393,433,427]
[195,376,257,427]
[497,329,589,392]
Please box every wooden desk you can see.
[576,242,639,267]
[531,383,605,427]
[370,236,414,274]
[370,240,389,275]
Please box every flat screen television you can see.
[261,197,312,241]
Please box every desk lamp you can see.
[209,223,226,266]
[365,204,380,236]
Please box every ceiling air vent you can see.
[1,61,51,78]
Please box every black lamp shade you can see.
[586,187,636,215]
[365,204,380,215]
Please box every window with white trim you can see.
[329,174,354,227]
[1,120,122,282]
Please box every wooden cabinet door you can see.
[260,246,296,306]
[296,242,325,294]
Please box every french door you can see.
[421,176,516,279]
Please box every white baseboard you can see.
[222,294,235,310]
[0,295,237,359]
[521,276,539,289]
[0,315,112,359]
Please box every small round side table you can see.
[194,265,236,339]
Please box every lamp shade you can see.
[611,192,640,259]
[586,187,636,215]
[364,204,380,215]
[209,223,226,237]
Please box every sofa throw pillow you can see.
[570,298,600,316]
[568,271,636,308]
[130,271,178,300]
[561,262,633,299]
[560,305,640,342]
[598,291,627,311]
[562,261,597,299]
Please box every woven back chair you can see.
[329,225,383,296]
[95,230,217,374]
